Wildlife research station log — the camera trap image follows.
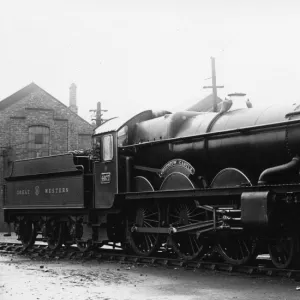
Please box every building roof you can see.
[0,82,92,127]
[186,94,223,112]
[0,82,40,111]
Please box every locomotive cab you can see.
[92,110,169,208]
[93,115,132,209]
[93,131,118,209]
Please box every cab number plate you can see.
[100,172,111,184]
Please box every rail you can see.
[1,241,300,280]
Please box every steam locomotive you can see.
[4,98,300,269]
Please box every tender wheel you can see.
[216,233,257,265]
[126,203,162,256]
[76,239,95,252]
[168,201,209,260]
[63,222,74,248]
[47,221,63,251]
[268,235,299,269]
[64,242,74,249]
[19,219,36,250]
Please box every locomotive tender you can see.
[4,100,300,269]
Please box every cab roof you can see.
[93,110,153,135]
[93,109,171,136]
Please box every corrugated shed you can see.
[186,94,223,112]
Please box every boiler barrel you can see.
[132,104,300,184]
[172,104,300,183]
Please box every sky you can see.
[1,0,300,122]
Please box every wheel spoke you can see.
[144,234,151,251]
[188,235,196,254]
[169,214,181,219]
[191,236,201,253]
[188,207,198,214]
[243,241,250,255]
[127,204,161,256]
[238,240,245,259]
[168,202,209,260]
[144,218,159,223]
[144,212,158,218]
[189,212,207,218]
[268,236,297,269]
[188,218,203,223]
[143,220,152,227]
[282,253,288,263]
[218,236,256,265]
[146,234,154,245]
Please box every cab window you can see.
[92,136,101,160]
[102,134,113,161]
[117,126,128,147]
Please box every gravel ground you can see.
[1,234,300,300]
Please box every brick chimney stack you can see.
[69,83,78,114]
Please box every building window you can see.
[35,134,44,144]
[28,126,50,158]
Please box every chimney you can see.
[69,83,78,114]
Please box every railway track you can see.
[1,241,300,280]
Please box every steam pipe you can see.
[258,156,300,185]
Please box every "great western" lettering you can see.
[45,187,69,194]
[16,189,30,195]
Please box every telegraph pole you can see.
[96,101,108,126]
[90,101,108,127]
[203,57,224,112]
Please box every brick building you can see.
[0,82,94,230]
